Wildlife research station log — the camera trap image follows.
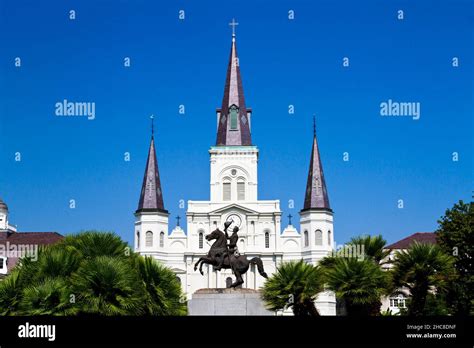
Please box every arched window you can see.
[315,230,323,246]
[199,231,204,249]
[226,277,233,288]
[136,231,140,248]
[223,182,231,201]
[328,230,332,246]
[160,232,164,248]
[175,276,181,285]
[389,294,407,308]
[145,231,153,247]
[265,231,270,248]
[304,231,309,247]
[237,180,245,201]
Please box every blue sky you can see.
[0,0,472,246]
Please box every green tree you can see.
[62,230,130,259]
[391,242,455,316]
[262,260,324,316]
[348,235,389,264]
[323,257,388,316]
[70,256,145,316]
[18,245,81,285]
[0,231,187,316]
[436,200,474,315]
[0,270,22,315]
[19,277,73,315]
[137,256,187,316]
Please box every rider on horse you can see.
[215,225,239,271]
[194,222,268,287]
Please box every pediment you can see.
[209,203,259,215]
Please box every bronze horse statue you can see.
[194,228,268,288]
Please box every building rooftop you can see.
[385,232,436,250]
[0,231,63,245]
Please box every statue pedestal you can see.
[188,288,274,316]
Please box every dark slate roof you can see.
[301,120,331,212]
[216,35,252,146]
[136,136,167,214]
[385,232,437,250]
[0,231,63,245]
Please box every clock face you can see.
[226,214,242,231]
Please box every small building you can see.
[381,232,437,314]
[0,198,63,277]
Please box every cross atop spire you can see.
[150,114,154,137]
[302,115,331,212]
[150,115,155,137]
[215,26,252,146]
[229,18,239,40]
[313,114,316,137]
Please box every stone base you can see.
[188,288,274,316]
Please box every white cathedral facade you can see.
[134,33,336,315]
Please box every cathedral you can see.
[134,32,336,315]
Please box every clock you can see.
[225,214,242,231]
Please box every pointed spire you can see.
[216,21,252,146]
[136,116,167,214]
[302,116,331,212]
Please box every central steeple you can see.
[216,20,252,146]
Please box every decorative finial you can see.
[150,114,154,137]
[229,18,239,41]
[313,114,316,137]
[176,215,181,227]
[288,214,293,225]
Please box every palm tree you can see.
[0,231,187,316]
[63,230,129,259]
[348,235,389,264]
[17,245,81,285]
[137,256,187,316]
[391,242,455,316]
[0,269,22,315]
[70,256,145,316]
[323,257,388,316]
[262,260,324,316]
[19,277,73,315]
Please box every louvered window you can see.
[315,230,323,246]
[237,182,245,200]
[146,231,153,247]
[230,107,238,130]
[223,182,231,201]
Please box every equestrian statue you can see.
[194,221,268,288]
